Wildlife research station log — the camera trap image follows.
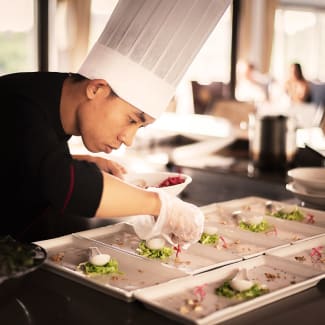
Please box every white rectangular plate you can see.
[75,223,243,275]
[199,222,290,259]
[200,196,325,244]
[134,255,324,325]
[36,234,188,302]
[266,234,325,275]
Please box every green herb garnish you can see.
[0,235,39,277]
[136,241,173,260]
[239,220,270,232]
[269,207,304,222]
[215,281,269,299]
[78,259,121,275]
[199,233,219,245]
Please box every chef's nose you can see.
[119,128,137,147]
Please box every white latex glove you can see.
[132,188,204,248]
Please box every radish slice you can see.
[230,268,253,292]
[146,237,166,250]
[230,278,254,292]
[89,254,111,266]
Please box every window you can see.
[173,5,232,114]
[271,6,325,82]
[0,0,37,75]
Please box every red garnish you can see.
[310,246,323,261]
[266,225,277,236]
[158,175,185,188]
[306,214,315,224]
[194,284,206,301]
[220,236,227,248]
[273,226,278,236]
[173,244,182,258]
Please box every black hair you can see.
[68,73,88,82]
[292,63,305,81]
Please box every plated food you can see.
[136,238,173,260]
[267,205,305,221]
[35,196,325,322]
[41,234,186,302]
[203,197,325,227]
[134,255,324,324]
[266,235,325,273]
[201,197,325,244]
[234,213,273,233]
[199,226,220,245]
[77,247,121,275]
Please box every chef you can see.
[1,0,230,244]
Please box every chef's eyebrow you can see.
[136,111,146,123]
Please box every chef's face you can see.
[77,80,155,154]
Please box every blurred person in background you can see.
[236,60,273,103]
[284,62,311,104]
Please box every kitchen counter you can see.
[1,166,324,325]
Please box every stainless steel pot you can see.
[248,113,297,171]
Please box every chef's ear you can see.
[86,79,109,99]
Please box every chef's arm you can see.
[94,171,161,218]
[73,155,126,179]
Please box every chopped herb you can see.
[269,207,304,222]
[199,233,219,245]
[136,241,173,260]
[239,220,270,232]
[78,258,121,275]
[215,281,269,299]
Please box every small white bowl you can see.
[287,167,325,193]
[286,182,325,209]
[124,171,192,196]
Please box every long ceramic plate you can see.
[200,197,325,244]
[134,255,324,325]
[266,234,325,275]
[36,234,188,302]
[75,223,243,275]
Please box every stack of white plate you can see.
[286,167,325,209]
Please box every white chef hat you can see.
[79,0,231,119]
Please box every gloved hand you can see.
[132,188,204,248]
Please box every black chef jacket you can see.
[1,72,103,241]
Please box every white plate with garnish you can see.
[200,199,325,245]
[134,255,324,325]
[36,234,187,302]
[200,196,325,229]
[74,222,243,275]
[266,235,325,274]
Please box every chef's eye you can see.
[129,117,137,124]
